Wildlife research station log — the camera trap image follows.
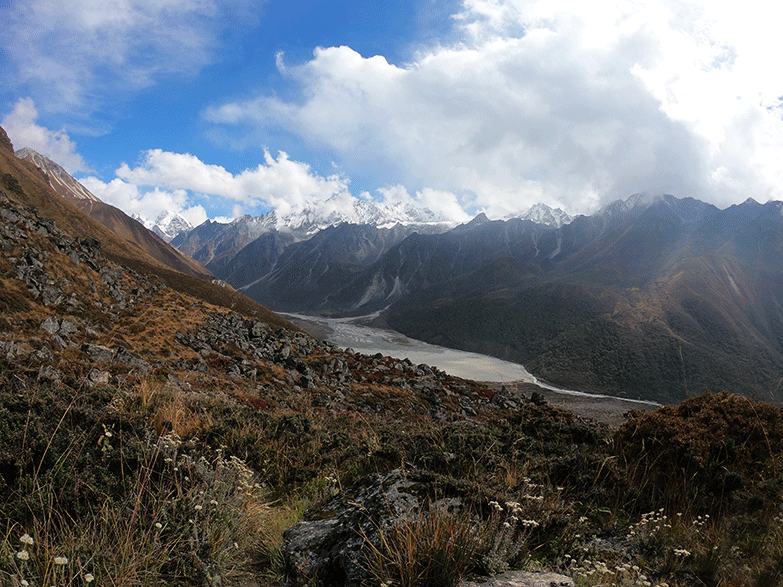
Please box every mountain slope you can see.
[15,147,210,280]
[172,214,278,277]
[0,127,286,327]
[172,197,457,281]
[240,223,422,312]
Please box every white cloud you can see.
[205,0,783,215]
[116,148,352,216]
[2,98,87,173]
[80,147,356,224]
[377,185,472,223]
[81,175,209,227]
[0,0,256,112]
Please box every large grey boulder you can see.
[282,469,574,587]
[282,469,435,587]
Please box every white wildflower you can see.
[673,548,691,557]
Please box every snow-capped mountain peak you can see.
[133,210,193,243]
[514,203,573,227]
[269,194,455,237]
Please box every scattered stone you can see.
[83,344,114,363]
[113,346,152,374]
[59,319,78,337]
[40,316,59,334]
[88,369,111,386]
[38,365,62,383]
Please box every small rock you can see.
[40,316,60,334]
[83,343,114,362]
[59,319,79,337]
[88,369,111,386]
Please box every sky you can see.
[2,0,783,227]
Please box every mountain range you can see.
[10,141,783,405]
[185,192,783,405]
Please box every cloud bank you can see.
[82,148,356,225]
[205,0,783,215]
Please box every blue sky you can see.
[3,0,783,227]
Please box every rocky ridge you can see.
[16,147,102,202]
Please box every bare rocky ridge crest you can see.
[0,126,13,153]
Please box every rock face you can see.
[283,469,574,587]
[283,469,452,587]
[0,127,13,153]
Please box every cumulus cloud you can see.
[116,149,351,216]
[205,0,783,215]
[81,176,208,227]
[2,98,87,173]
[0,0,256,112]
[79,147,357,226]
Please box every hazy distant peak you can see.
[468,212,490,225]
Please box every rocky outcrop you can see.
[0,127,13,153]
[173,310,515,420]
[283,469,429,587]
[282,468,573,587]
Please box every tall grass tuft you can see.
[364,502,481,587]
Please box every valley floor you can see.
[288,313,660,428]
[485,381,658,428]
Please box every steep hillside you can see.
[240,222,433,312]
[15,147,211,280]
[172,215,278,276]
